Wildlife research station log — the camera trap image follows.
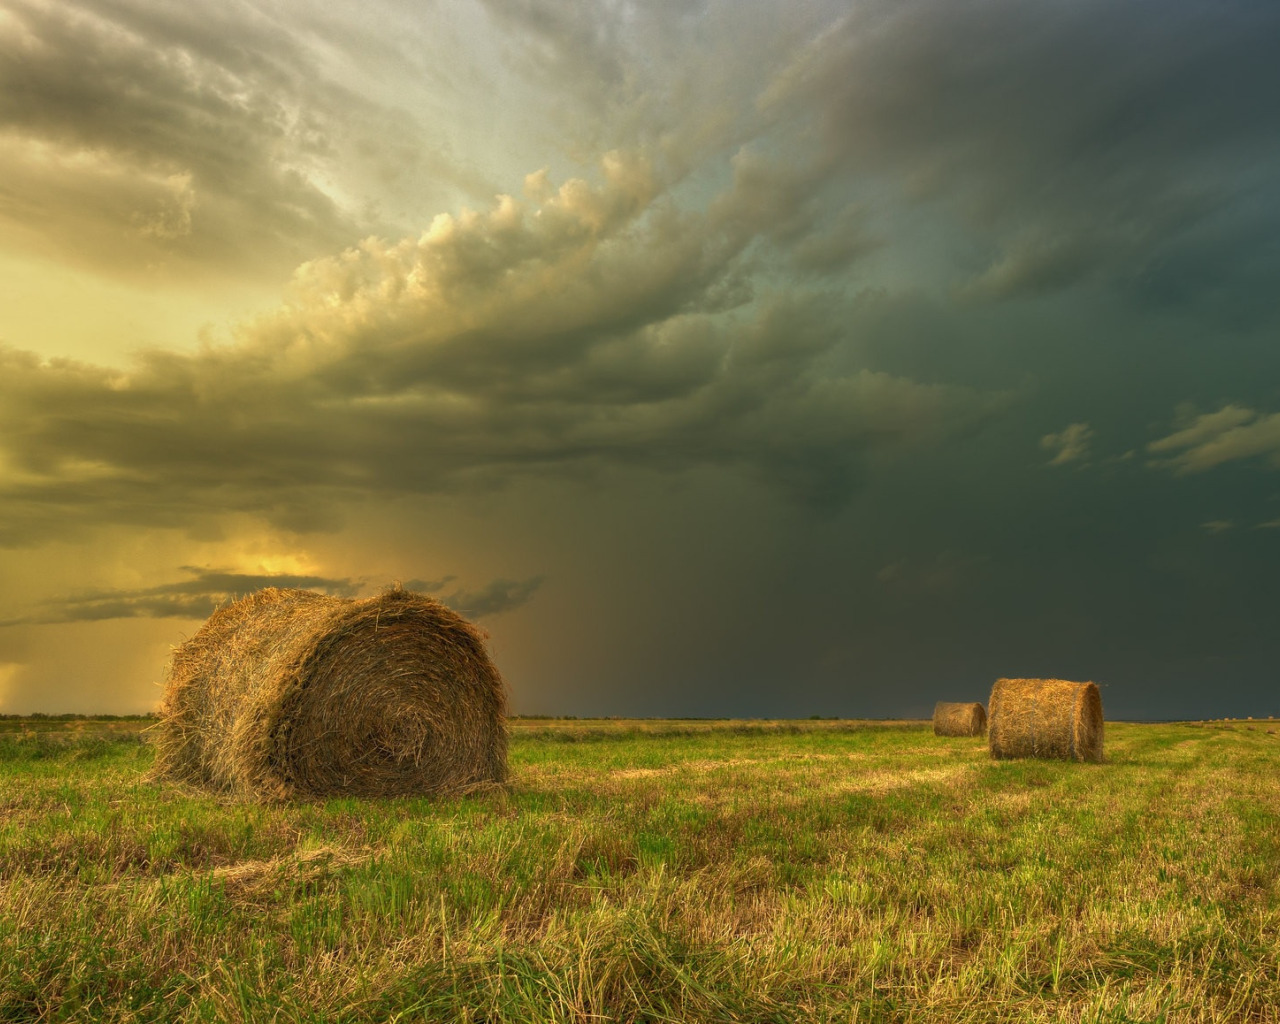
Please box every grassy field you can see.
[1,718,1278,1023]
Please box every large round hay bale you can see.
[987,678,1103,762]
[153,587,508,799]
[933,701,987,737]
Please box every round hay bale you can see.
[933,701,987,737]
[153,587,508,799]
[987,677,1103,762]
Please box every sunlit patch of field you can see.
[1,718,1278,1022]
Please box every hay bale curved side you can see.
[933,701,987,737]
[987,678,1103,762]
[153,587,508,798]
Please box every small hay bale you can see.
[153,587,507,799]
[932,701,987,737]
[987,677,1103,762]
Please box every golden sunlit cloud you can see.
[1148,406,1280,474]
[0,149,1002,553]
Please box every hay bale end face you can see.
[987,678,1104,762]
[933,701,987,737]
[153,587,508,799]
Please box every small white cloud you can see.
[1202,520,1234,534]
[1256,519,1280,530]
[1040,422,1092,466]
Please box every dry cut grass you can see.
[1,718,1279,1022]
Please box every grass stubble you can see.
[1,718,1278,1022]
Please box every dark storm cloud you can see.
[404,574,543,618]
[0,155,1000,545]
[3,0,1274,304]
[478,0,1280,313]
[759,0,1280,297]
[443,577,546,619]
[0,568,542,625]
[402,577,458,595]
[4,0,1280,721]
[0,568,360,626]
[0,0,461,279]
[595,1,1248,323]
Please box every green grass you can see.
[1,719,1278,1022]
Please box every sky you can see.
[1,0,1278,719]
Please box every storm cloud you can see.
[0,151,999,546]
[0,0,489,282]
[1,0,1279,717]
[0,568,360,626]
[0,567,542,627]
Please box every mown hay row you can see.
[933,701,987,737]
[152,587,507,799]
[987,677,1103,762]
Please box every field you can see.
[2,717,1279,1022]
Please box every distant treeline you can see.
[0,712,158,721]
[510,715,850,721]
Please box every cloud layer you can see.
[2,0,1280,717]
[1,567,545,626]
[0,0,488,282]
[0,568,359,626]
[0,151,999,545]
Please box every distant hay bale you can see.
[152,587,508,799]
[987,678,1103,762]
[932,701,987,737]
